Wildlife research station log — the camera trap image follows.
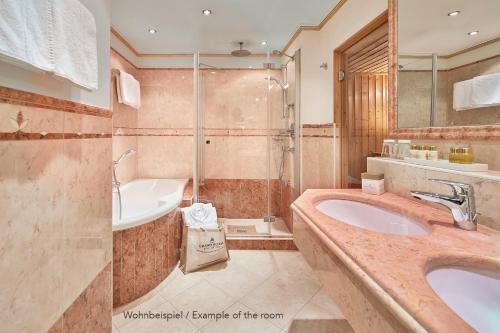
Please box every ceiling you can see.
[398,0,500,56]
[111,0,341,55]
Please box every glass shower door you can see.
[192,53,295,239]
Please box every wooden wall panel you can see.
[347,73,388,186]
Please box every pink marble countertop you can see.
[292,189,500,333]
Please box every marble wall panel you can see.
[0,94,112,332]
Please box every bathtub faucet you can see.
[113,149,136,220]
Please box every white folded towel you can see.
[182,203,218,229]
[471,72,500,108]
[0,0,98,90]
[51,0,98,90]
[453,79,474,111]
[117,70,141,110]
[0,0,53,72]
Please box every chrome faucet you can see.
[411,179,477,231]
[113,149,136,220]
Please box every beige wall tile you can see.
[137,136,193,179]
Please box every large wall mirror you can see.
[389,0,500,138]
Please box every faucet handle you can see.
[429,179,473,196]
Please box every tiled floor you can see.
[112,250,353,333]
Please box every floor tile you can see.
[113,292,167,328]
[157,267,206,301]
[240,270,321,330]
[200,302,281,333]
[112,250,347,333]
[200,258,269,299]
[119,300,198,333]
[169,279,237,328]
[294,288,344,320]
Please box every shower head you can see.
[272,50,294,60]
[114,148,137,165]
[231,42,251,57]
[265,76,289,90]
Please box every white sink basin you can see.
[426,267,500,333]
[315,199,430,236]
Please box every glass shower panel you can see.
[193,54,298,239]
[198,64,273,237]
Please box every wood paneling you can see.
[333,11,389,188]
[346,74,388,185]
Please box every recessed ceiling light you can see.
[261,41,267,46]
[148,28,157,34]
[202,9,212,16]
[448,11,461,17]
[468,30,479,36]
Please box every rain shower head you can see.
[231,42,251,57]
[272,50,294,60]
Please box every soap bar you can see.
[361,173,385,195]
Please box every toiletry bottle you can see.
[417,145,427,159]
[410,145,419,159]
[455,148,465,164]
[427,146,438,160]
[461,148,474,164]
[449,147,457,163]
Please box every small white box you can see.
[361,173,385,195]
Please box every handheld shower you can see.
[265,76,289,90]
[113,148,137,220]
[114,148,136,165]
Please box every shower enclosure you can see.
[192,51,301,238]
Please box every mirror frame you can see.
[388,0,500,140]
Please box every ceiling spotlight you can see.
[447,11,461,17]
[261,41,267,46]
[202,9,212,16]
[468,30,479,36]
[148,28,157,34]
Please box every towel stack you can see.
[181,203,218,229]
[453,72,500,111]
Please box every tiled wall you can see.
[301,124,338,190]
[367,158,500,231]
[0,87,112,332]
[111,49,139,184]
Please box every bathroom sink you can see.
[315,199,430,236]
[426,267,500,333]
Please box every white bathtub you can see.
[112,178,188,231]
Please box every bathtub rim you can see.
[112,178,188,232]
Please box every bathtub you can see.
[112,178,188,231]
[112,178,188,307]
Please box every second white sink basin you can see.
[427,267,500,333]
[315,199,430,236]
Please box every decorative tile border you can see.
[301,123,335,138]
[0,86,112,118]
[0,132,111,141]
[113,127,283,137]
